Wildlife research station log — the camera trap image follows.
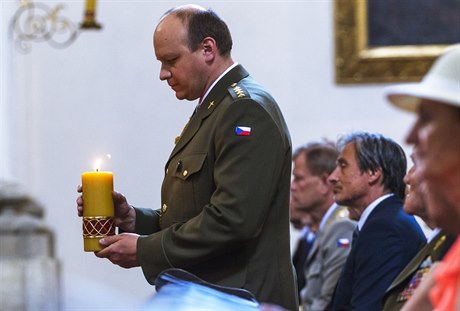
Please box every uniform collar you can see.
[198,62,239,107]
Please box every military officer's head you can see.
[153,5,234,101]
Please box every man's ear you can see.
[319,173,332,194]
[367,168,382,185]
[201,37,217,62]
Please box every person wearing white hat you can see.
[385,44,460,311]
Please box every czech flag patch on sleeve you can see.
[235,126,252,136]
[337,238,350,248]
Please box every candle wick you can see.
[96,169,99,172]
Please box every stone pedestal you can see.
[0,181,60,311]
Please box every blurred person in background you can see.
[386,44,460,311]
[290,140,356,310]
[382,152,455,311]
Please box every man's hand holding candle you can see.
[77,185,140,268]
[77,185,136,232]
[95,233,140,268]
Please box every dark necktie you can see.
[293,232,315,295]
[352,227,360,246]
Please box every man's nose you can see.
[328,169,338,184]
[159,67,171,81]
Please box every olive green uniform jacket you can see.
[382,230,455,311]
[134,65,298,310]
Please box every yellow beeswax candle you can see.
[82,170,115,252]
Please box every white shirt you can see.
[357,193,394,231]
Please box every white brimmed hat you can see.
[385,44,460,111]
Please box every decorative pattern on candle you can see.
[83,216,115,238]
[82,168,114,251]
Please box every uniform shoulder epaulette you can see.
[228,82,250,100]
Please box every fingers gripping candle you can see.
[82,159,115,251]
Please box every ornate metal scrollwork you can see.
[11,1,79,53]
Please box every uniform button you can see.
[166,168,169,174]
[183,170,188,177]
[161,204,168,213]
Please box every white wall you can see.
[1,1,416,310]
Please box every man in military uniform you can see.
[290,141,356,310]
[77,4,297,310]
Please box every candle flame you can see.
[92,154,112,171]
[94,158,102,172]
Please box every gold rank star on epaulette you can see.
[234,86,245,98]
[228,83,248,100]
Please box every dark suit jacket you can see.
[133,65,297,311]
[293,228,315,298]
[330,195,426,311]
[382,230,455,311]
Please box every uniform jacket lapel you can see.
[166,65,249,166]
[306,205,346,263]
[306,232,320,263]
[385,230,451,294]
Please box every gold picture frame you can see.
[334,0,454,84]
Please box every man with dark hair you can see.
[328,132,426,311]
[167,7,233,57]
[290,141,356,310]
[77,4,297,310]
